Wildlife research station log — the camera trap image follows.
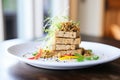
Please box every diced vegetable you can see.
[62,54,72,56]
[59,56,78,60]
[85,56,92,60]
[28,49,99,62]
[75,53,84,62]
[28,57,35,60]
[34,49,42,60]
[76,57,84,62]
[74,53,82,57]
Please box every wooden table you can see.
[1,35,120,80]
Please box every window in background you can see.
[17,0,44,40]
[2,0,48,40]
[2,0,17,40]
[2,0,69,40]
[0,0,4,41]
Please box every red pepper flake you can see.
[63,53,72,56]
[34,49,42,60]
[28,57,35,60]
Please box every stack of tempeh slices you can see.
[51,21,84,57]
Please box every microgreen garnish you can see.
[75,53,84,62]
[77,56,84,62]
[85,56,92,60]
[74,52,99,62]
[92,55,99,60]
[43,16,69,41]
[87,49,92,53]
[32,51,38,56]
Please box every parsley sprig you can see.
[74,50,99,62]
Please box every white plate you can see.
[7,41,120,70]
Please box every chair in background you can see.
[110,24,120,40]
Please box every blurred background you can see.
[0,0,120,41]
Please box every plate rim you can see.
[7,41,120,68]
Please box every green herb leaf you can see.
[32,52,38,56]
[87,49,92,53]
[75,53,84,62]
[74,53,82,57]
[77,56,84,62]
[85,56,92,60]
[92,55,99,60]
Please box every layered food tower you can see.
[23,16,99,61]
[33,16,97,60]
[26,17,99,61]
[52,22,82,57]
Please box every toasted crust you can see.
[55,38,81,44]
[52,44,79,50]
[54,48,83,57]
[55,31,80,38]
